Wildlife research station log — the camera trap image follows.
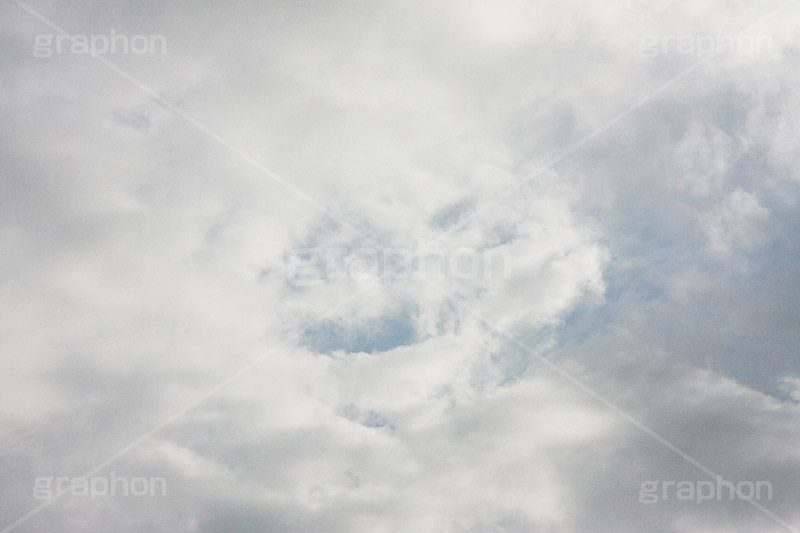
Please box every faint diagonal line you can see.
[10,0,361,238]
[424,0,798,249]
[418,276,799,533]
[0,278,378,533]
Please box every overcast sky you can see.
[1,1,800,532]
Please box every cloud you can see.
[1,0,799,532]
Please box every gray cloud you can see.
[1,0,800,532]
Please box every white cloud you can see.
[702,188,769,252]
[1,0,799,532]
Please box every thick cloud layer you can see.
[1,1,799,532]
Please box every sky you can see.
[1,0,800,531]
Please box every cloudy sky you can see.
[1,0,800,531]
